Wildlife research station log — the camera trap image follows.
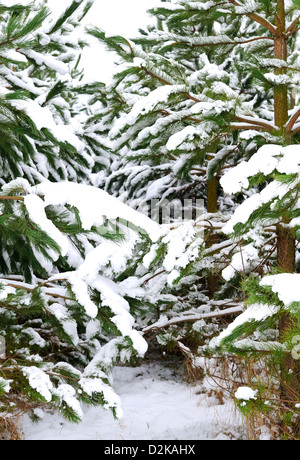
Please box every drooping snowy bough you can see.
[0,179,161,422]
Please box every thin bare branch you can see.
[143,305,243,333]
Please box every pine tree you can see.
[84,28,242,358]
[0,0,164,432]
[0,178,160,427]
[188,0,300,437]
[213,142,300,437]
[0,0,95,185]
[85,0,278,359]
[88,0,300,437]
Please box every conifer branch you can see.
[141,66,172,86]
[143,305,243,333]
[285,106,300,133]
[230,123,271,132]
[227,0,277,35]
[235,116,276,132]
[286,15,300,35]
[0,196,24,202]
[291,124,300,135]
[286,26,300,38]
[4,281,73,302]
[165,36,274,49]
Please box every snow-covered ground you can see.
[21,362,246,440]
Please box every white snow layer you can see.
[23,181,161,356]
[235,386,258,401]
[220,144,300,234]
[222,244,259,281]
[260,274,300,306]
[10,99,85,152]
[211,303,280,347]
[0,377,11,393]
[221,144,300,196]
[29,181,162,242]
[22,363,245,440]
[22,367,53,403]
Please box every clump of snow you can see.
[162,221,199,273]
[211,303,281,347]
[21,50,69,75]
[222,244,259,281]
[79,376,123,419]
[10,99,85,152]
[166,125,209,151]
[23,328,46,348]
[24,194,69,258]
[29,181,162,242]
[33,408,45,420]
[260,274,300,306]
[22,367,53,402]
[222,180,290,234]
[221,143,300,200]
[53,384,83,420]
[235,386,258,401]
[0,377,12,393]
[47,303,79,346]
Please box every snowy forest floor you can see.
[21,353,247,440]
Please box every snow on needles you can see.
[23,181,160,353]
[29,181,162,242]
[221,144,300,234]
[220,144,298,196]
[211,303,281,348]
[260,274,300,307]
[10,99,85,153]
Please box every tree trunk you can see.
[274,2,300,436]
[207,173,218,215]
[274,0,288,129]
[277,225,300,437]
[274,0,294,313]
[276,224,295,274]
[207,153,219,298]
